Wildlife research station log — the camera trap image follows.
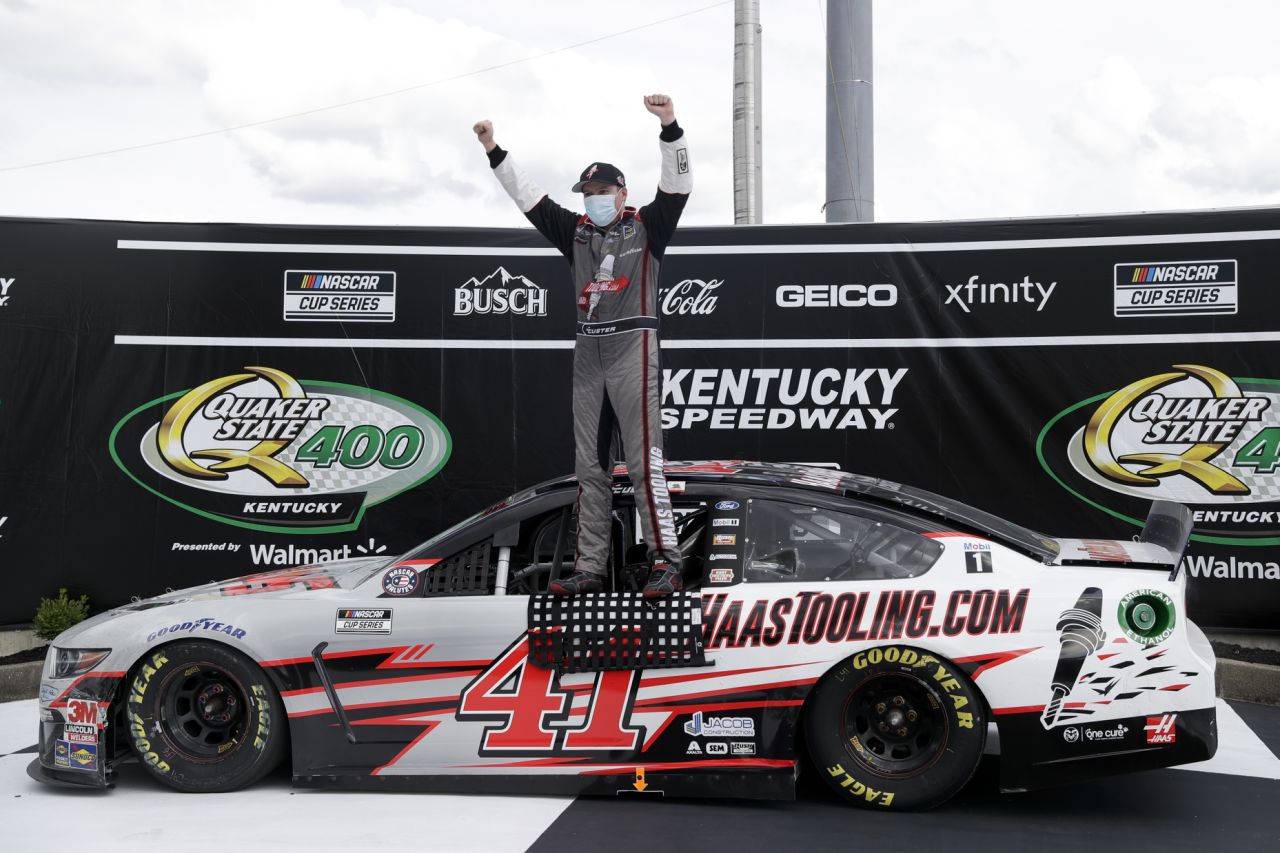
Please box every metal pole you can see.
[733,0,763,224]
[825,0,873,222]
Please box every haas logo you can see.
[1145,714,1177,744]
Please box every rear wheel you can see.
[804,646,986,810]
[125,641,286,792]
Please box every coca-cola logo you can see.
[661,278,722,316]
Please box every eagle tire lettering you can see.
[124,641,286,792]
[806,646,987,810]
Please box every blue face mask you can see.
[584,194,618,227]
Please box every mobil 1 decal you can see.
[110,366,451,533]
[701,588,1029,650]
[1039,363,1280,548]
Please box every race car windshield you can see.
[871,481,1060,561]
[391,484,543,563]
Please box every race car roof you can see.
[526,460,1060,562]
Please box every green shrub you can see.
[34,588,90,641]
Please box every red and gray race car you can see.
[31,462,1216,810]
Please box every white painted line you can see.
[112,330,1280,350]
[113,335,574,349]
[1173,699,1280,781]
[118,240,560,256]
[118,228,1280,256]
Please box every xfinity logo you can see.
[944,275,1056,313]
[775,283,897,308]
[661,278,721,315]
[454,267,547,317]
[0,277,14,308]
[0,516,7,538]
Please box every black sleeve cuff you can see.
[487,145,507,168]
[659,120,683,142]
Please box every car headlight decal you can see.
[48,648,112,679]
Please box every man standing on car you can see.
[473,94,691,598]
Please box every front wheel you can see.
[125,641,286,792]
[804,646,986,810]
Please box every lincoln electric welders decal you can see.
[110,366,451,533]
[1038,364,1280,545]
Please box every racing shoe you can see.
[549,570,605,596]
[642,561,682,598]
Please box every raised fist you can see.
[473,120,495,152]
[643,94,675,125]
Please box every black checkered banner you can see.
[1,209,1278,628]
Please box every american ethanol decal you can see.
[110,366,450,533]
[1038,364,1280,545]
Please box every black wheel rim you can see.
[840,671,949,777]
[156,662,250,762]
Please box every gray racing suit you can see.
[487,122,692,576]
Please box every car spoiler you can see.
[1055,501,1193,580]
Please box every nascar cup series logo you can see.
[1039,364,1280,543]
[110,366,451,532]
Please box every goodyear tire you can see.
[804,645,986,810]
[125,641,286,792]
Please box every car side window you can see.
[744,499,942,583]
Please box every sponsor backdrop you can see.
[1,210,1278,628]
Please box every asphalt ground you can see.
[1,699,1276,853]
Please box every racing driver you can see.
[473,94,691,597]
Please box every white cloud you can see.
[1,1,1279,226]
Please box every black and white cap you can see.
[571,162,626,192]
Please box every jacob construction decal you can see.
[110,366,450,533]
[1038,363,1280,545]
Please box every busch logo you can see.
[661,278,722,316]
[0,277,13,308]
[455,267,547,317]
[1145,714,1177,744]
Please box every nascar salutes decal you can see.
[382,567,419,597]
[110,366,451,533]
[1038,364,1280,543]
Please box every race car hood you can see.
[114,556,396,607]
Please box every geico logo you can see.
[775,283,897,308]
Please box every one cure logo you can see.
[1038,364,1280,543]
[110,366,451,532]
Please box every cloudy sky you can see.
[1,0,1278,228]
